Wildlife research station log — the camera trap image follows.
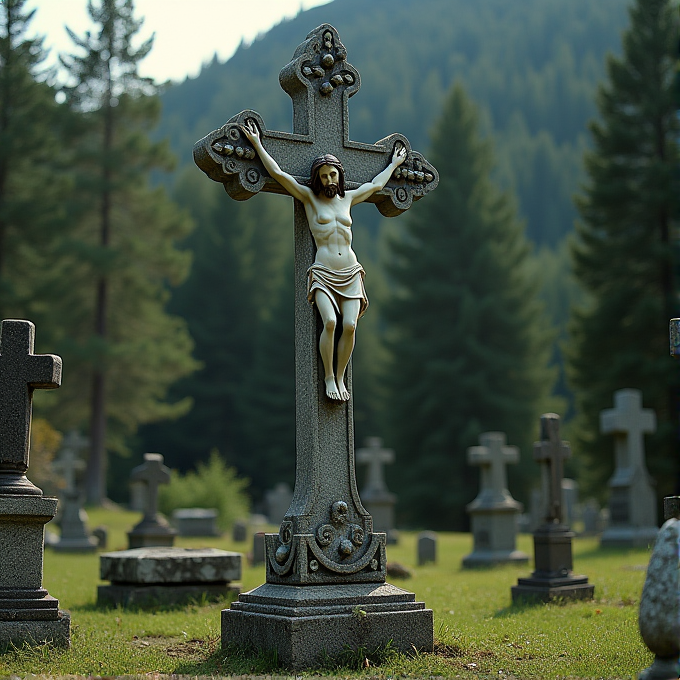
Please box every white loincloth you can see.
[307,262,369,319]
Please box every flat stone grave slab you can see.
[97,547,241,607]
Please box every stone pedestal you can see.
[0,495,70,649]
[97,547,241,607]
[463,504,529,568]
[54,490,97,552]
[222,582,432,669]
[511,524,594,603]
[127,515,177,548]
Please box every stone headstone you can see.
[0,319,70,649]
[195,25,438,667]
[264,482,293,525]
[232,519,247,543]
[417,531,437,566]
[252,531,266,566]
[126,453,177,549]
[581,499,602,535]
[637,498,680,680]
[600,389,658,548]
[357,436,398,543]
[52,431,97,553]
[97,547,241,607]
[512,413,594,603]
[172,508,220,537]
[128,479,146,512]
[462,432,528,568]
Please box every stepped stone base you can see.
[0,611,70,650]
[462,549,529,568]
[511,575,594,603]
[222,582,433,669]
[98,583,240,607]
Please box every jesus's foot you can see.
[325,376,343,401]
[336,377,350,401]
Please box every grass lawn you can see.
[0,506,656,679]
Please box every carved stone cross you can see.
[130,453,171,523]
[467,431,519,505]
[600,388,656,473]
[0,319,62,496]
[53,431,89,494]
[193,24,438,586]
[534,413,571,524]
[356,436,394,497]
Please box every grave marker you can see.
[127,453,177,549]
[356,436,397,542]
[511,413,594,603]
[0,319,70,649]
[600,389,658,548]
[194,23,437,667]
[462,432,528,568]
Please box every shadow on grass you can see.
[173,639,405,675]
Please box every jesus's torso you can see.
[304,193,359,270]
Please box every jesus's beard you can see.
[323,184,339,198]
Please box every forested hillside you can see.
[137,0,635,519]
[159,0,630,246]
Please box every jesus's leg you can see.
[315,291,341,400]
[336,298,361,401]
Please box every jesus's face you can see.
[318,164,340,198]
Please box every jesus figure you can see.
[243,119,407,401]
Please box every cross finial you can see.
[0,319,62,496]
[600,389,655,473]
[130,453,171,522]
[533,413,571,524]
[467,431,519,504]
[53,430,89,494]
[356,437,394,496]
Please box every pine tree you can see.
[56,0,197,504]
[383,83,556,530]
[0,0,69,317]
[568,0,680,499]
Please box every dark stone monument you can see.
[232,519,247,543]
[172,508,220,537]
[0,319,70,649]
[356,436,397,544]
[600,389,658,548]
[193,23,438,668]
[462,431,528,568]
[52,431,97,552]
[127,453,177,549]
[511,414,594,603]
[417,531,437,566]
[252,531,266,566]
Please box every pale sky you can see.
[27,0,333,84]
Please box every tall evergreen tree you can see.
[383,83,556,530]
[57,0,197,504]
[568,0,680,499]
[0,0,69,318]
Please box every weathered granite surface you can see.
[0,613,70,650]
[638,518,679,677]
[100,547,241,583]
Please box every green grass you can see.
[0,507,655,679]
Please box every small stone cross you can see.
[467,432,519,504]
[534,413,571,524]
[600,389,655,473]
[53,430,89,494]
[0,319,62,496]
[130,453,171,522]
[356,437,394,496]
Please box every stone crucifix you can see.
[534,413,571,525]
[193,24,438,587]
[467,431,519,505]
[356,436,394,496]
[53,430,89,495]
